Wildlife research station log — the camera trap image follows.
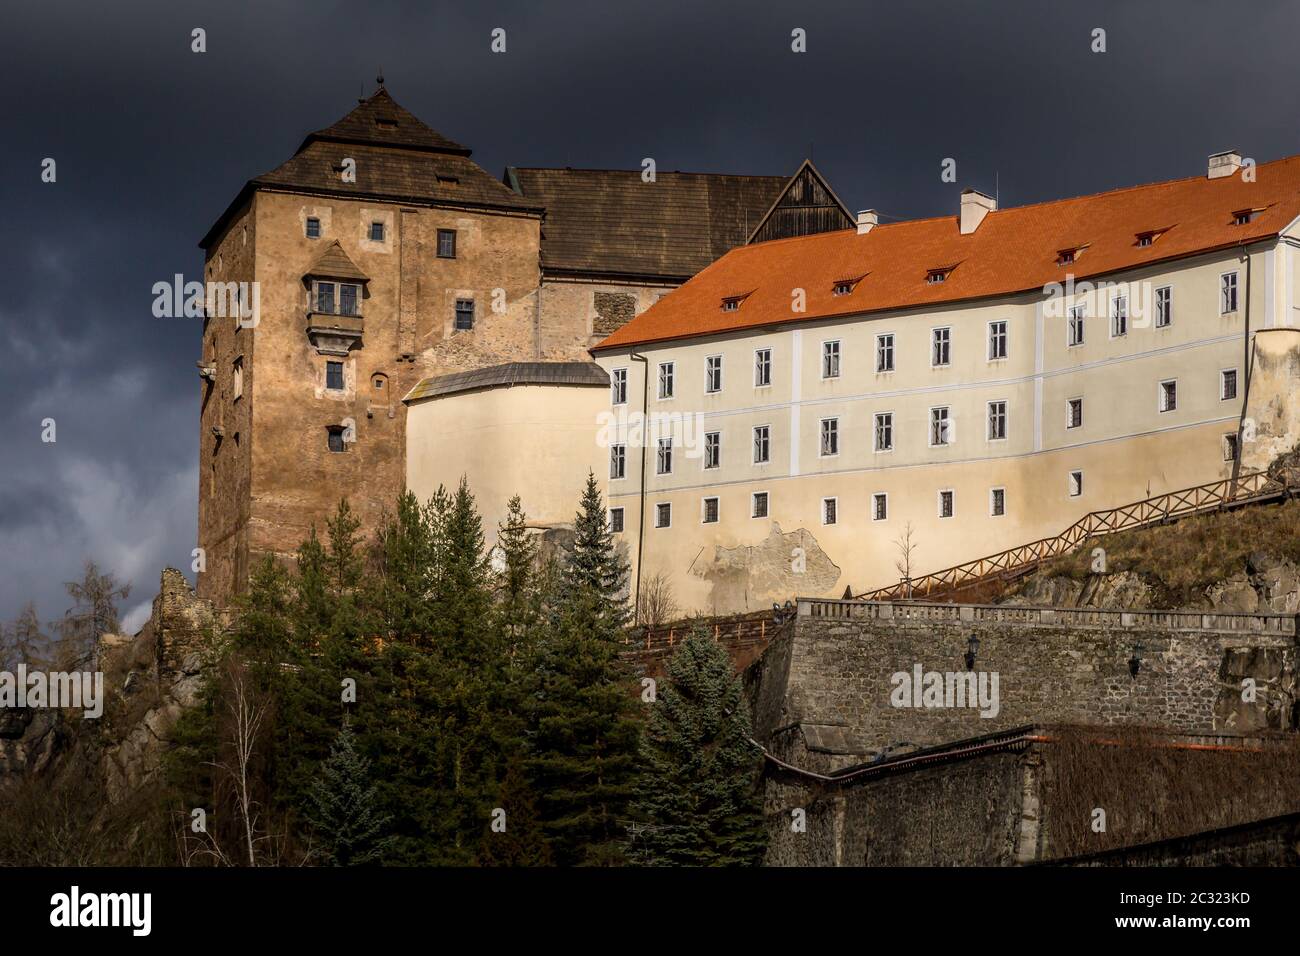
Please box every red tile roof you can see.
[592,155,1300,352]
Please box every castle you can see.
[195,85,850,603]
[198,88,1300,624]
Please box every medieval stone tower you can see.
[195,85,846,604]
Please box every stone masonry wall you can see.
[754,600,1299,773]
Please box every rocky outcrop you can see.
[0,568,226,803]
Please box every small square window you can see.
[609,507,625,533]
[655,502,671,528]
[938,490,954,518]
[1069,470,1083,497]
[702,497,719,524]
[1224,434,1239,462]
[437,229,457,259]
[326,361,344,390]
[455,298,475,331]
[822,498,837,525]
[872,493,888,521]
[306,217,321,239]
[369,221,385,242]
[752,492,769,518]
[327,427,346,453]
[990,487,1005,517]
[1221,369,1238,401]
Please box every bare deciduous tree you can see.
[58,561,131,670]
[894,522,919,599]
[637,570,679,629]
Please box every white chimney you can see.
[1208,149,1242,179]
[959,189,996,235]
[856,209,878,235]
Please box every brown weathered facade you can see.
[196,87,840,604]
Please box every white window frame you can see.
[989,486,1006,517]
[657,361,674,400]
[871,492,888,522]
[654,502,672,529]
[987,320,1008,361]
[931,326,951,367]
[1159,379,1178,413]
[704,430,721,470]
[929,406,952,447]
[656,437,673,475]
[821,497,838,526]
[751,491,770,519]
[609,443,627,481]
[876,332,895,373]
[1155,285,1172,328]
[819,417,840,458]
[705,354,724,393]
[986,400,1007,442]
[1068,304,1085,347]
[1110,294,1128,338]
[821,339,842,380]
[1220,368,1238,402]
[701,496,720,524]
[1066,397,1083,430]
[874,411,894,453]
[608,507,625,533]
[754,348,772,388]
[937,489,955,519]
[1069,470,1083,498]
[1220,271,1239,315]
[753,424,771,465]
[611,367,628,405]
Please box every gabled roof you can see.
[295,87,470,156]
[200,88,540,249]
[305,240,369,282]
[746,159,854,245]
[404,361,609,403]
[505,167,787,281]
[593,154,1300,352]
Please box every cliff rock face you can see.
[0,568,225,802]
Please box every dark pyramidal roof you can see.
[296,87,471,155]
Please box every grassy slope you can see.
[1017,497,1300,608]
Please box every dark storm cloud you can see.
[2,0,1298,630]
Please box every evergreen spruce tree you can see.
[631,630,767,866]
[526,474,641,865]
[307,719,393,866]
[476,755,553,867]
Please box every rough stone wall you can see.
[1242,328,1300,472]
[1066,810,1300,866]
[198,190,552,603]
[753,602,1299,771]
[536,279,667,357]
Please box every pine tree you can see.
[307,719,393,866]
[631,629,767,866]
[58,561,130,669]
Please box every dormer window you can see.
[926,267,952,285]
[1233,208,1257,226]
[833,282,853,296]
[1136,230,1161,247]
[1057,249,1075,265]
[375,116,398,131]
[722,296,744,312]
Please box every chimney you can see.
[1208,149,1242,179]
[959,189,996,235]
[856,209,878,235]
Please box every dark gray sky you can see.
[3,0,1297,632]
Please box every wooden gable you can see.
[747,159,854,245]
